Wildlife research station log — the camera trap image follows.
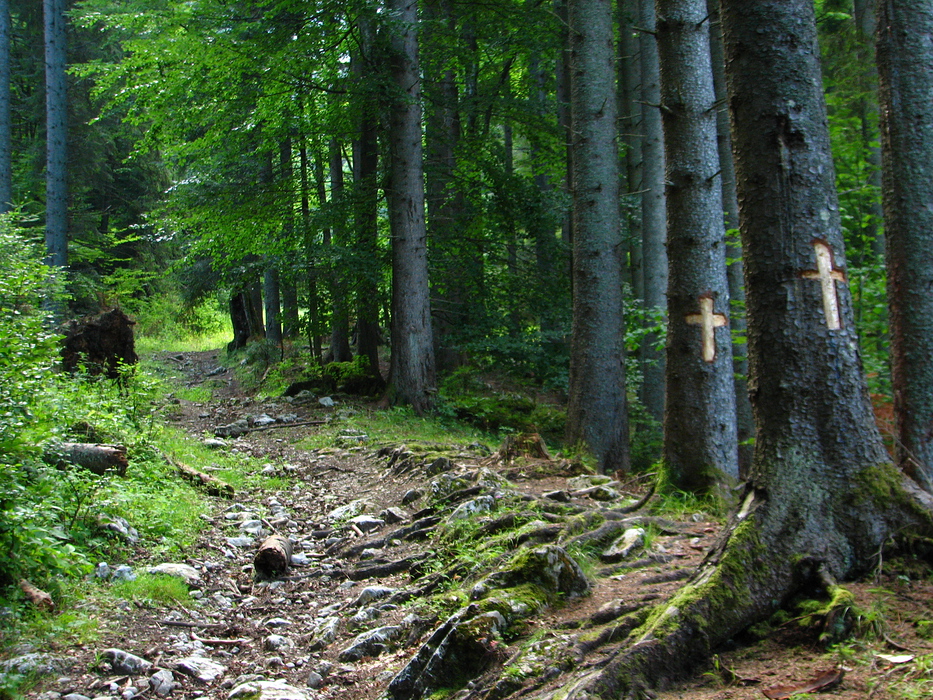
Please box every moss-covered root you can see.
[558,490,794,699]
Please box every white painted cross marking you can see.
[685,296,728,363]
[801,241,845,330]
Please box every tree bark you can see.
[877,0,933,493]
[326,139,352,363]
[263,267,282,347]
[637,0,667,424]
[618,0,644,303]
[708,0,754,473]
[44,0,67,270]
[0,0,10,213]
[279,138,300,339]
[547,0,933,694]
[383,0,437,415]
[657,0,739,490]
[565,0,629,473]
[45,443,128,477]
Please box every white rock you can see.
[174,656,226,683]
[228,680,311,700]
[147,564,201,585]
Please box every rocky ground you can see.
[4,351,933,700]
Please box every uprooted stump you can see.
[61,308,138,379]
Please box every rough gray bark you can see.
[657,0,738,490]
[565,0,629,473]
[383,0,437,415]
[300,140,324,364]
[279,139,299,339]
[618,0,643,303]
[0,0,11,213]
[547,0,933,694]
[555,0,573,247]
[877,0,933,493]
[638,0,667,424]
[708,0,754,473]
[44,0,67,269]
[262,267,282,347]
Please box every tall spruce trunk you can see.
[565,0,629,473]
[551,0,933,694]
[300,140,324,364]
[383,0,437,415]
[44,0,67,270]
[708,0,754,473]
[0,0,10,213]
[323,140,351,363]
[638,0,667,424]
[618,0,644,304]
[279,138,299,339]
[657,0,739,490]
[877,0,933,492]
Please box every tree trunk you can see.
[383,0,436,415]
[707,0,754,474]
[248,278,265,338]
[279,138,300,339]
[637,0,667,424]
[353,21,383,380]
[263,267,282,347]
[326,139,352,363]
[618,0,644,303]
[877,0,933,493]
[550,0,933,694]
[0,0,10,213]
[564,0,629,474]
[555,0,573,248]
[657,0,739,490]
[299,138,323,363]
[44,0,67,270]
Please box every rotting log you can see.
[44,442,128,476]
[254,534,294,578]
[19,579,54,611]
[160,450,234,498]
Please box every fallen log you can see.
[253,534,294,578]
[19,579,54,611]
[160,450,234,498]
[44,442,128,476]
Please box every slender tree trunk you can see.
[554,1,933,694]
[383,0,436,415]
[708,0,754,473]
[618,0,644,303]
[299,140,324,365]
[555,0,573,248]
[279,138,299,339]
[44,0,67,269]
[326,139,352,363]
[638,0,667,424]
[657,0,739,490]
[565,0,629,474]
[248,279,265,338]
[0,0,11,213]
[877,0,933,493]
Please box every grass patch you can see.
[111,574,190,606]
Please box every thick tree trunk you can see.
[263,267,282,347]
[877,0,933,493]
[565,0,629,474]
[44,0,67,270]
[657,0,738,489]
[708,0,754,473]
[383,0,437,415]
[353,23,383,380]
[548,1,933,695]
[0,0,10,213]
[637,0,667,424]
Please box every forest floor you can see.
[13,350,933,700]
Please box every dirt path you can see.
[17,351,933,700]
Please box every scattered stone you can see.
[347,606,381,632]
[147,563,201,585]
[0,653,72,677]
[426,457,452,475]
[380,507,409,524]
[264,617,292,628]
[264,635,291,652]
[227,536,254,548]
[401,489,423,505]
[337,625,403,662]
[318,397,335,408]
[214,419,250,438]
[111,565,136,582]
[543,490,570,502]
[252,414,276,427]
[97,514,140,544]
[239,520,265,536]
[95,563,111,580]
[228,680,311,700]
[175,656,226,683]
[327,499,370,522]
[101,649,152,676]
[567,475,614,490]
[347,514,385,533]
[149,669,175,698]
[202,438,228,449]
[602,527,646,562]
[309,616,341,650]
[306,671,323,689]
[448,495,496,521]
[353,585,396,606]
[62,694,91,700]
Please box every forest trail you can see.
[18,351,933,700]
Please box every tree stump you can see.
[61,308,138,379]
[253,535,293,578]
